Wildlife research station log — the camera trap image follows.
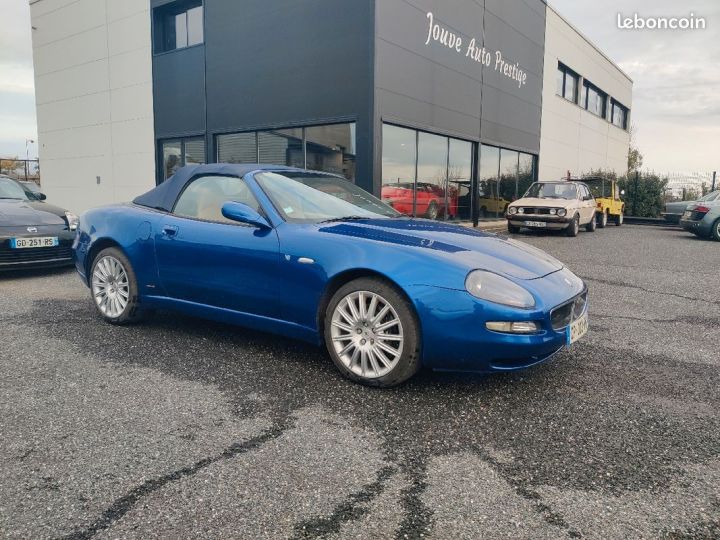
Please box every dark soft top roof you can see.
[133,163,295,212]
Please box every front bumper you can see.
[0,227,75,271]
[408,271,588,373]
[507,215,571,231]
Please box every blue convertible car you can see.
[73,164,588,387]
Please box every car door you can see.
[154,174,281,318]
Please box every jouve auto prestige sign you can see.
[424,11,528,89]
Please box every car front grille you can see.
[0,245,73,265]
[550,291,588,330]
[519,207,552,215]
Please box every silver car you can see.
[679,198,720,241]
[663,190,719,223]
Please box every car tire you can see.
[90,247,143,325]
[598,211,608,228]
[566,214,580,237]
[712,218,720,242]
[324,277,421,388]
[507,222,521,234]
[616,211,624,226]
[426,201,439,220]
[586,214,597,232]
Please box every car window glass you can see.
[174,175,260,223]
[699,191,719,202]
[255,172,398,223]
[525,182,578,200]
[0,178,30,200]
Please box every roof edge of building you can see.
[545,2,633,84]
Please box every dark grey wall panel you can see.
[375,0,546,154]
[203,0,375,192]
[152,45,206,138]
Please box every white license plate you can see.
[524,221,547,228]
[567,313,589,345]
[10,237,59,249]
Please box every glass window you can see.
[186,5,204,46]
[153,1,203,54]
[448,139,472,221]
[381,125,417,217]
[556,63,579,103]
[161,137,206,181]
[417,132,449,220]
[258,129,304,168]
[306,123,356,182]
[584,81,607,118]
[217,132,257,163]
[184,138,206,165]
[478,145,500,218]
[174,175,260,223]
[162,140,182,181]
[499,148,519,210]
[518,153,535,197]
[611,100,628,130]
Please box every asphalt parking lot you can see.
[1,224,718,539]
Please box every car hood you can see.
[316,219,563,280]
[509,197,576,209]
[0,199,67,227]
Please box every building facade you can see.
[30,0,632,221]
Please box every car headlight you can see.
[518,208,525,214]
[465,270,536,309]
[508,207,517,215]
[557,208,567,217]
[65,211,79,231]
[549,208,557,215]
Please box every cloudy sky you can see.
[0,0,718,173]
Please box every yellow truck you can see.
[583,176,625,227]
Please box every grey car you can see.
[679,198,720,241]
[664,190,720,223]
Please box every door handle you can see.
[162,225,179,237]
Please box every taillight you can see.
[695,206,710,214]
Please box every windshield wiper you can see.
[319,215,372,224]
[0,197,23,200]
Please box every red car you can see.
[382,182,457,219]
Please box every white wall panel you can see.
[31,0,155,213]
[539,7,632,181]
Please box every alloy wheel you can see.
[330,291,404,379]
[92,255,130,318]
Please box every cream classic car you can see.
[506,181,597,237]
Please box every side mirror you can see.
[38,192,47,201]
[221,201,271,229]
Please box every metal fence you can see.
[657,171,717,203]
[0,158,41,183]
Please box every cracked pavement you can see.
[0,224,718,539]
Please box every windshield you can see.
[255,172,401,223]
[524,182,578,200]
[584,179,611,198]
[0,178,30,200]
